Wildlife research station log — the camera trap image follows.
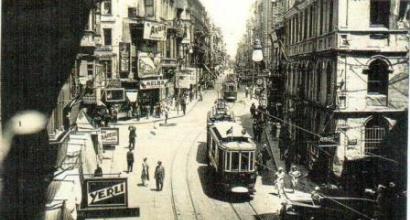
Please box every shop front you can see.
[138,79,167,117]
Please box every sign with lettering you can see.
[100,127,119,145]
[140,79,167,90]
[143,22,166,41]
[84,178,128,208]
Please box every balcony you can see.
[161,58,178,68]
[80,31,97,48]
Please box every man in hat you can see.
[128,126,136,150]
[155,161,165,191]
[289,165,301,192]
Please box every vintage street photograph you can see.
[0,0,409,219]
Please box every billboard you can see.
[84,178,128,208]
[100,127,119,145]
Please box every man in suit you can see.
[154,161,165,191]
[127,149,134,173]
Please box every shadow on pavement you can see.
[197,166,254,203]
[196,142,208,164]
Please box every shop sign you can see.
[140,79,167,90]
[100,127,119,145]
[143,22,166,41]
[119,42,130,73]
[84,178,128,208]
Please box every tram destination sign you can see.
[84,178,128,208]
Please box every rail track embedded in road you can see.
[170,131,203,220]
[229,201,261,220]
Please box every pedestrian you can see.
[261,144,270,168]
[255,122,262,143]
[181,98,186,115]
[163,106,169,125]
[257,151,264,174]
[284,149,292,173]
[275,167,285,198]
[250,103,256,118]
[155,161,165,191]
[94,164,103,177]
[245,86,249,98]
[252,120,258,140]
[126,149,134,173]
[199,91,203,101]
[141,158,149,186]
[289,165,301,192]
[175,97,180,114]
[311,186,322,205]
[374,184,388,220]
[128,126,136,150]
[189,90,193,102]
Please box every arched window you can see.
[364,116,389,153]
[367,60,389,95]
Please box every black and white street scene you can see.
[0,0,409,219]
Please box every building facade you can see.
[276,0,409,181]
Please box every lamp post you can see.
[252,39,263,99]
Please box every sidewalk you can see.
[113,95,201,126]
[263,125,317,194]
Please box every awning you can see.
[203,64,218,79]
[126,91,138,102]
[76,109,96,131]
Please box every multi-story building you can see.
[276,0,409,181]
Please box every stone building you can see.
[275,0,409,181]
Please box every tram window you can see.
[231,152,239,171]
[218,149,223,170]
[240,152,249,171]
[249,152,254,171]
[225,152,230,170]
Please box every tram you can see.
[223,74,238,101]
[207,121,257,194]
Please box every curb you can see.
[110,99,200,126]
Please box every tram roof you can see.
[211,122,252,139]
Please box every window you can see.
[319,0,324,35]
[145,0,154,17]
[103,28,112,46]
[225,152,230,170]
[249,152,254,171]
[367,60,389,95]
[364,116,388,153]
[231,152,239,171]
[87,63,93,76]
[128,7,137,18]
[328,0,333,32]
[102,60,112,78]
[102,0,112,15]
[240,152,249,171]
[370,0,390,27]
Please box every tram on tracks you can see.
[222,74,238,101]
[207,121,257,194]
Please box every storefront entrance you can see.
[139,89,160,117]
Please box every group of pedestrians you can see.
[126,153,165,191]
[250,103,267,143]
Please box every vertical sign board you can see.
[119,42,130,73]
[84,178,128,208]
[100,127,119,146]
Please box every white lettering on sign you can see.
[140,80,167,90]
[88,182,125,204]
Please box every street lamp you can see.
[252,39,263,99]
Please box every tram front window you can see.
[240,153,249,171]
[231,152,239,171]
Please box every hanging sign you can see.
[139,79,167,90]
[143,22,166,41]
[84,178,128,208]
[100,127,119,145]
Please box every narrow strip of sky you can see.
[200,0,254,58]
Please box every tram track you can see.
[170,127,203,220]
[229,201,261,220]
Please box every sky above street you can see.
[200,0,254,58]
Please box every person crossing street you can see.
[141,158,149,186]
